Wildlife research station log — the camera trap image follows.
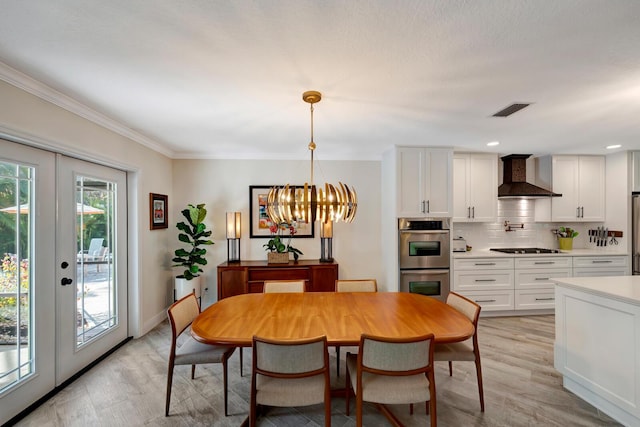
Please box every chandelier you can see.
[266,91,357,225]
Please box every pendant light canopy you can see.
[266,91,357,225]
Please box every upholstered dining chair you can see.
[250,335,331,427]
[334,279,378,376]
[434,291,484,412]
[166,292,236,416]
[345,333,437,427]
[263,280,305,293]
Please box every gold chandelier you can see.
[266,91,357,225]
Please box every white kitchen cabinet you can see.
[397,147,452,217]
[453,258,515,311]
[572,255,629,277]
[452,153,497,222]
[514,257,572,310]
[550,155,605,222]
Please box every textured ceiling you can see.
[0,0,639,160]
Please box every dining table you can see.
[191,292,474,346]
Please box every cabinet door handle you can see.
[576,207,580,218]
[475,279,496,282]
[535,297,554,301]
[581,207,584,218]
[534,261,554,265]
[474,262,496,266]
[426,200,430,213]
[472,206,475,218]
[591,260,613,264]
[475,299,496,303]
[467,206,471,218]
[534,277,550,281]
[421,200,426,213]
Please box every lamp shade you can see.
[226,212,241,239]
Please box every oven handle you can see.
[400,269,450,276]
[399,230,450,234]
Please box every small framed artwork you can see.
[249,185,314,238]
[150,193,168,230]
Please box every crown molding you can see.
[0,61,175,158]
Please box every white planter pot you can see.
[174,276,201,301]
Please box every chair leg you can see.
[345,352,351,416]
[475,356,485,412]
[336,346,341,377]
[223,357,229,416]
[425,400,429,414]
[191,364,196,379]
[409,403,414,415]
[356,392,363,427]
[448,361,453,376]
[165,363,174,416]
[239,347,244,377]
[428,370,437,427]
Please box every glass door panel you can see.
[0,139,55,426]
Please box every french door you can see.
[0,140,128,424]
[55,155,128,384]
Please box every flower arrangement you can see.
[263,221,303,261]
[557,227,579,238]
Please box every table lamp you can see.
[319,220,333,263]
[226,211,241,262]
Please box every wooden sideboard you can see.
[217,260,339,300]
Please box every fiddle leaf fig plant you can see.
[172,203,213,280]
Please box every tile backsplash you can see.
[452,199,594,250]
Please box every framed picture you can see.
[249,185,314,238]
[150,193,168,230]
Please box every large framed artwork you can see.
[149,193,168,230]
[249,185,314,238]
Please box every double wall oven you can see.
[398,218,450,301]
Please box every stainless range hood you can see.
[498,154,561,198]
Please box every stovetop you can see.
[490,247,560,254]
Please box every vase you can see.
[268,252,289,264]
[174,276,201,301]
[558,237,573,251]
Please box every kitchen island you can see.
[553,276,640,426]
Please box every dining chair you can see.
[250,335,331,427]
[166,292,236,416]
[263,280,305,293]
[345,333,437,427]
[334,279,378,376]
[434,291,484,412]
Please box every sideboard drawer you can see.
[248,267,310,281]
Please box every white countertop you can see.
[452,248,629,259]
[552,275,640,306]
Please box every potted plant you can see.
[557,226,579,251]
[172,204,213,300]
[263,221,303,263]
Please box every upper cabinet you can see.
[396,147,452,217]
[452,153,497,222]
[549,155,605,222]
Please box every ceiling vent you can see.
[498,154,561,198]
[492,103,530,117]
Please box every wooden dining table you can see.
[191,292,474,346]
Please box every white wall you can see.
[0,79,173,336]
[172,159,383,305]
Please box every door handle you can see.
[472,206,475,218]
[580,206,584,218]
[467,206,471,218]
[426,200,430,213]
[421,200,426,213]
[576,207,580,218]
[61,277,73,286]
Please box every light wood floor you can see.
[14,315,620,426]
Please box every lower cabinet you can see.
[217,260,339,300]
[514,257,572,310]
[454,254,629,314]
[572,255,629,277]
[453,258,515,311]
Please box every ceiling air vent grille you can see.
[492,103,530,117]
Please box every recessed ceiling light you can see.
[606,144,621,150]
[487,141,500,146]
